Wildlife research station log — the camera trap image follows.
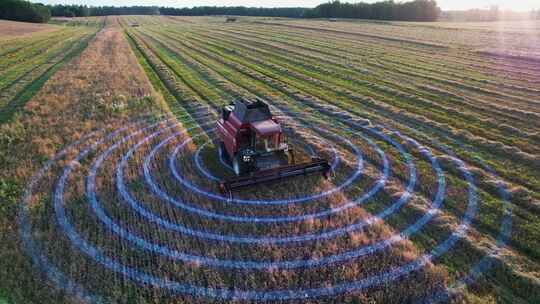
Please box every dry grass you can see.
[18,20,164,149]
[0,20,58,39]
[0,18,167,303]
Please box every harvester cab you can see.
[216,98,331,194]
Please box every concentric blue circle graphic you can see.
[18,105,513,303]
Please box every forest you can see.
[0,0,51,23]
[305,0,440,21]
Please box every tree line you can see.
[46,0,440,21]
[306,0,440,21]
[2,0,441,23]
[0,0,50,23]
[49,5,160,17]
[47,5,307,18]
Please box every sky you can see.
[29,0,540,12]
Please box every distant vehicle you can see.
[130,23,140,27]
[329,18,338,22]
[226,17,237,22]
[216,98,331,194]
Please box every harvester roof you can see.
[251,119,281,136]
[233,99,272,123]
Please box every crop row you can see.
[118,16,540,302]
[138,20,540,196]
[0,23,102,123]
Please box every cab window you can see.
[255,135,278,152]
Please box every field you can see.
[0,18,103,123]
[0,20,57,37]
[1,16,539,303]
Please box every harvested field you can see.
[0,20,58,38]
[1,15,539,304]
[0,18,104,123]
[250,18,540,60]
[0,17,166,303]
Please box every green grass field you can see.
[0,16,539,303]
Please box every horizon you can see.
[28,0,540,12]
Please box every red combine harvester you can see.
[216,98,331,194]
